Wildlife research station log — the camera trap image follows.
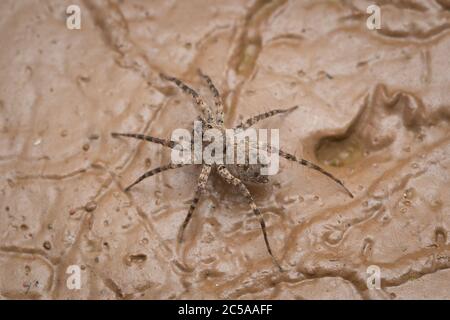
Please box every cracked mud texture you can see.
[1,0,450,300]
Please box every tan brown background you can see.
[1,0,450,299]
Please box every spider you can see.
[111,70,353,271]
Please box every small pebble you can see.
[43,241,51,250]
[25,265,31,275]
[82,143,90,151]
[84,201,97,212]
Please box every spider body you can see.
[226,163,269,184]
[112,69,353,271]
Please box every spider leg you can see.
[278,149,354,198]
[235,106,298,130]
[217,165,283,271]
[197,69,224,126]
[111,132,177,149]
[125,163,188,192]
[178,164,212,243]
[160,73,213,121]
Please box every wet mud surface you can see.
[1,0,450,299]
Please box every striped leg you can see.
[125,163,188,192]
[278,149,354,198]
[178,164,212,243]
[111,132,177,149]
[160,73,213,121]
[217,165,283,271]
[235,106,298,130]
[197,69,224,125]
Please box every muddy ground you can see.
[1,0,450,299]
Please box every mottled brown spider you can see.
[111,70,353,271]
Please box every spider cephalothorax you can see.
[111,69,353,271]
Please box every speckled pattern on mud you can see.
[1,0,450,299]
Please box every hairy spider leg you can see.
[278,149,354,198]
[235,106,298,130]
[178,164,212,243]
[111,132,177,149]
[160,73,213,122]
[217,165,283,272]
[125,163,189,192]
[197,69,224,126]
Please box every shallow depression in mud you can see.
[315,136,364,167]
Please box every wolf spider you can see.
[111,70,353,271]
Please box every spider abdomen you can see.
[226,163,269,184]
